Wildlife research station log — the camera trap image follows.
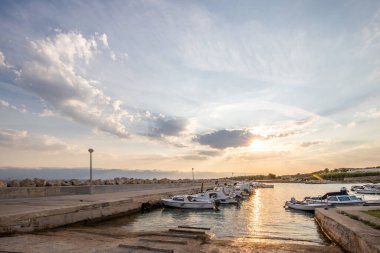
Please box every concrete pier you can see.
[315,206,380,253]
[0,184,204,235]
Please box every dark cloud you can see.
[194,129,256,149]
[148,117,188,137]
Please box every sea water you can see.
[89,183,379,245]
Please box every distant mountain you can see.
[0,167,229,180]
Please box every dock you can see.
[0,184,204,235]
[315,206,380,253]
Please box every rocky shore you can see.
[0,177,209,188]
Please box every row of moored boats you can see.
[284,185,380,212]
[161,182,273,209]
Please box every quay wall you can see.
[315,208,380,253]
[0,183,201,199]
[0,187,200,235]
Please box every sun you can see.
[249,139,263,151]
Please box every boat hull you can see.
[162,199,215,209]
[285,201,329,211]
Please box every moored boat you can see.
[161,195,216,209]
[192,187,238,204]
[284,197,330,212]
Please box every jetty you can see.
[316,206,380,253]
[0,183,206,235]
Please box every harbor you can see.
[0,182,379,252]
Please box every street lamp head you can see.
[88,148,94,153]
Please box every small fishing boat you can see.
[284,197,330,212]
[303,187,365,206]
[191,187,238,204]
[161,195,216,209]
[355,185,380,194]
[323,195,365,206]
[364,199,380,206]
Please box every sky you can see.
[0,0,380,177]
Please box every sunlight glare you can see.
[249,139,263,151]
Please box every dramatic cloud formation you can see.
[7,31,188,141]
[15,32,130,138]
[0,1,379,174]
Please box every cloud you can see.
[146,116,188,138]
[177,8,314,85]
[97,33,109,48]
[181,155,208,161]
[266,130,304,139]
[38,109,57,117]
[347,121,357,128]
[194,129,257,149]
[355,108,380,119]
[0,128,74,152]
[0,51,11,69]
[300,141,323,148]
[364,10,380,48]
[198,150,223,157]
[15,32,131,138]
[0,99,9,108]
[231,151,286,161]
[8,31,189,142]
[0,99,27,113]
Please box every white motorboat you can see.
[251,182,274,188]
[355,184,380,194]
[192,187,238,204]
[234,182,253,196]
[304,187,365,206]
[323,195,365,206]
[284,197,330,212]
[161,195,215,209]
[364,199,380,206]
[356,188,380,194]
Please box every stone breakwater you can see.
[0,177,210,188]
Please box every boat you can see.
[250,182,274,188]
[284,197,330,212]
[304,187,365,206]
[364,200,380,206]
[351,185,365,191]
[161,195,216,209]
[192,187,238,204]
[304,187,349,201]
[355,184,380,194]
[322,195,365,206]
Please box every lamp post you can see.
[192,168,194,185]
[88,148,94,186]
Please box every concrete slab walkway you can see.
[0,184,203,234]
[315,206,380,253]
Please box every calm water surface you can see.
[91,183,379,245]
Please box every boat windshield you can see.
[337,196,351,201]
[349,196,359,200]
[327,196,338,201]
[172,197,184,201]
